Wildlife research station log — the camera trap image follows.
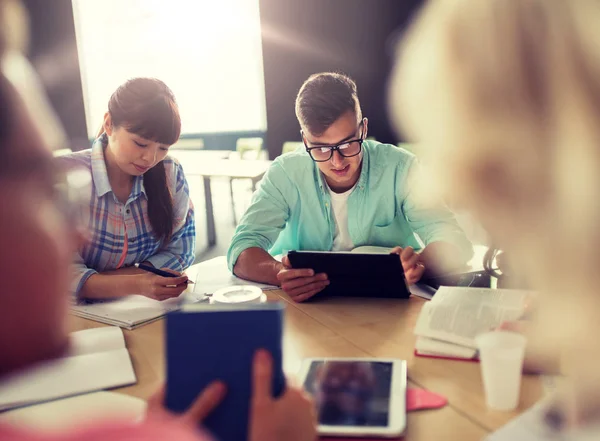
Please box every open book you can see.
[413,286,531,361]
[0,327,136,411]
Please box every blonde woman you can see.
[391,0,600,437]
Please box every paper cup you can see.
[210,286,266,305]
[475,331,527,411]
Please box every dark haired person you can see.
[59,78,195,302]
[228,72,472,302]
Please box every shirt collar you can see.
[131,174,147,200]
[91,137,147,200]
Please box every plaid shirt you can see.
[58,139,195,299]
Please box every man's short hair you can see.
[295,72,361,136]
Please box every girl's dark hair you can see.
[98,78,181,243]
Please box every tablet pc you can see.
[287,250,410,299]
[298,358,407,438]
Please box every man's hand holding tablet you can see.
[286,251,411,301]
[389,246,425,285]
[276,255,330,302]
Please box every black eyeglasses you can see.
[303,123,365,162]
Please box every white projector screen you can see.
[72,0,267,137]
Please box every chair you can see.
[233,137,264,160]
[281,141,304,155]
[229,137,265,225]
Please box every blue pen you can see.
[135,263,194,284]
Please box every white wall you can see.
[72,0,267,137]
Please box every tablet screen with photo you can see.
[303,360,393,427]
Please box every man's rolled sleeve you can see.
[400,159,473,261]
[227,161,294,271]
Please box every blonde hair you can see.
[0,0,29,55]
[391,0,600,393]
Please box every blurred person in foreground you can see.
[392,0,600,436]
[0,1,316,440]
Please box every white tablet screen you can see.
[303,360,393,427]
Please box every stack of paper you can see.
[0,327,136,411]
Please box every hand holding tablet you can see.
[276,255,330,302]
[287,251,410,300]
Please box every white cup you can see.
[475,331,527,411]
[210,285,266,305]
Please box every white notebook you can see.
[70,294,191,329]
[0,327,136,411]
[0,392,146,431]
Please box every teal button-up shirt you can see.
[227,141,472,270]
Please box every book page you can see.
[68,327,126,356]
[432,286,531,308]
[414,287,529,348]
[351,246,393,254]
[415,336,477,359]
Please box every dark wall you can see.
[22,0,88,148]
[259,0,423,159]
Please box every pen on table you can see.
[134,263,195,284]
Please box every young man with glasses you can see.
[227,72,472,302]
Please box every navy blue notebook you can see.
[165,302,286,441]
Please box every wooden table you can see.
[169,150,272,246]
[275,292,545,433]
[68,274,544,439]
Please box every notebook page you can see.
[71,295,183,328]
[351,246,392,254]
[0,348,136,411]
[0,392,146,432]
[68,327,125,356]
